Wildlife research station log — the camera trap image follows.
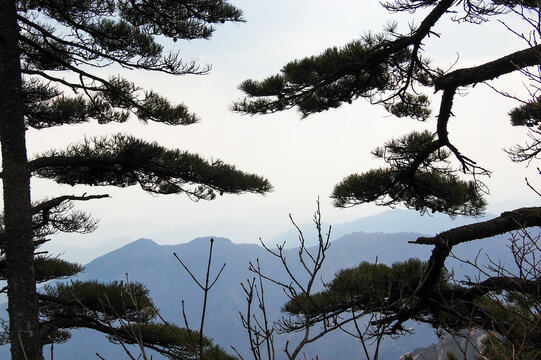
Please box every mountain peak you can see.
[188,236,233,246]
[119,238,158,250]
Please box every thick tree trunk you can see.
[0,1,43,359]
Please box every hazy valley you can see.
[1,209,524,360]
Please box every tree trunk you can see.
[0,1,43,359]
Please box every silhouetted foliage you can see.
[235,0,541,358]
[0,1,271,358]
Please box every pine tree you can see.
[233,0,541,216]
[0,198,236,359]
[0,1,271,359]
[234,0,541,356]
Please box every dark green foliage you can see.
[234,32,430,120]
[31,134,272,199]
[37,280,235,359]
[279,250,541,350]
[234,0,511,216]
[41,328,71,346]
[108,323,237,360]
[19,0,271,201]
[493,0,541,9]
[18,0,243,71]
[331,131,486,215]
[0,256,83,284]
[2,199,238,358]
[234,0,541,358]
[31,198,99,243]
[384,93,431,120]
[505,98,541,163]
[22,79,126,129]
[332,169,485,215]
[1,0,270,358]
[509,96,541,129]
[0,198,92,287]
[33,257,84,283]
[22,78,200,129]
[475,293,541,359]
[282,258,452,326]
[42,280,154,321]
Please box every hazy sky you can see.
[25,1,539,263]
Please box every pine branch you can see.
[28,135,272,199]
[32,194,109,215]
[411,207,541,246]
[434,44,541,91]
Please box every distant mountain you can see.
[0,209,527,359]
[1,233,439,359]
[270,209,495,248]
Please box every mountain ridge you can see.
[0,209,523,359]
[270,209,495,248]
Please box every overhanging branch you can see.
[435,44,541,91]
[411,207,541,246]
[32,194,110,215]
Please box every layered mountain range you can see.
[1,209,523,359]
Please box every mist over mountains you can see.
[269,209,495,248]
[1,209,525,359]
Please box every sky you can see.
[23,0,540,264]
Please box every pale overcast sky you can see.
[25,1,539,263]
